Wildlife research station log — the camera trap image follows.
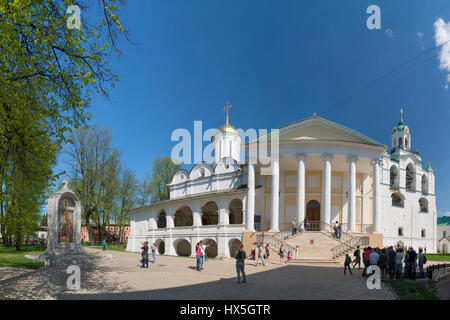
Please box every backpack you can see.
[353,249,358,257]
[423,255,427,264]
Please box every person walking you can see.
[264,244,271,265]
[344,254,353,275]
[292,218,297,236]
[333,221,339,238]
[255,240,265,266]
[196,242,202,271]
[199,241,210,270]
[140,241,149,268]
[379,248,388,281]
[102,239,107,251]
[369,247,379,266]
[352,245,361,269]
[408,247,417,280]
[395,248,403,279]
[387,246,396,279]
[362,247,371,277]
[235,244,247,284]
[303,216,309,231]
[418,248,426,278]
[295,245,299,259]
[151,242,157,264]
[279,244,285,264]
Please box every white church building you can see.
[126,110,437,257]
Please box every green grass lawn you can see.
[388,279,439,300]
[425,254,450,261]
[87,244,127,252]
[0,244,45,269]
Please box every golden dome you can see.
[217,101,238,134]
[218,120,238,134]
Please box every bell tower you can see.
[391,109,411,151]
[212,102,241,163]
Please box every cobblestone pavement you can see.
[0,248,399,300]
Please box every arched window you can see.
[405,138,409,149]
[201,201,218,225]
[157,211,166,228]
[419,198,428,213]
[406,163,416,192]
[174,206,193,227]
[390,166,399,189]
[398,137,403,148]
[421,175,428,195]
[421,229,426,238]
[391,193,404,208]
[229,199,243,224]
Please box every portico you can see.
[245,116,387,234]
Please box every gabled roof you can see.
[247,116,385,148]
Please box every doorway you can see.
[306,200,320,231]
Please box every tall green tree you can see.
[149,157,181,203]
[66,125,121,244]
[0,1,128,249]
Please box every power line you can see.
[326,39,450,110]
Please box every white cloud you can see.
[385,28,394,38]
[434,18,450,86]
[438,211,450,217]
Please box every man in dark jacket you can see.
[387,246,396,279]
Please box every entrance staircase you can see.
[259,222,370,264]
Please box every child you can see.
[287,251,292,263]
[344,254,352,275]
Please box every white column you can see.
[372,159,381,233]
[270,158,280,232]
[246,163,255,231]
[296,153,307,224]
[322,154,333,230]
[347,156,358,232]
[192,201,202,227]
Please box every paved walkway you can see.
[0,248,397,300]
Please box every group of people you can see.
[332,221,343,240]
[253,240,299,266]
[344,245,427,280]
[140,241,157,268]
[291,217,310,235]
[195,241,211,271]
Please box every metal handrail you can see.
[331,235,369,258]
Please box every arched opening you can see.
[201,238,218,258]
[229,199,243,224]
[421,229,426,238]
[405,138,409,149]
[157,210,166,228]
[155,239,165,255]
[406,163,416,192]
[391,192,404,208]
[174,206,193,227]
[419,198,428,213]
[443,244,448,254]
[306,200,320,231]
[398,137,403,149]
[229,238,242,258]
[174,239,191,256]
[421,175,428,195]
[390,165,399,189]
[201,201,218,225]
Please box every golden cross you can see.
[223,101,232,124]
[400,108,403,121]
[313,112,318,116]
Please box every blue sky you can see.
[58,0,450,215]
